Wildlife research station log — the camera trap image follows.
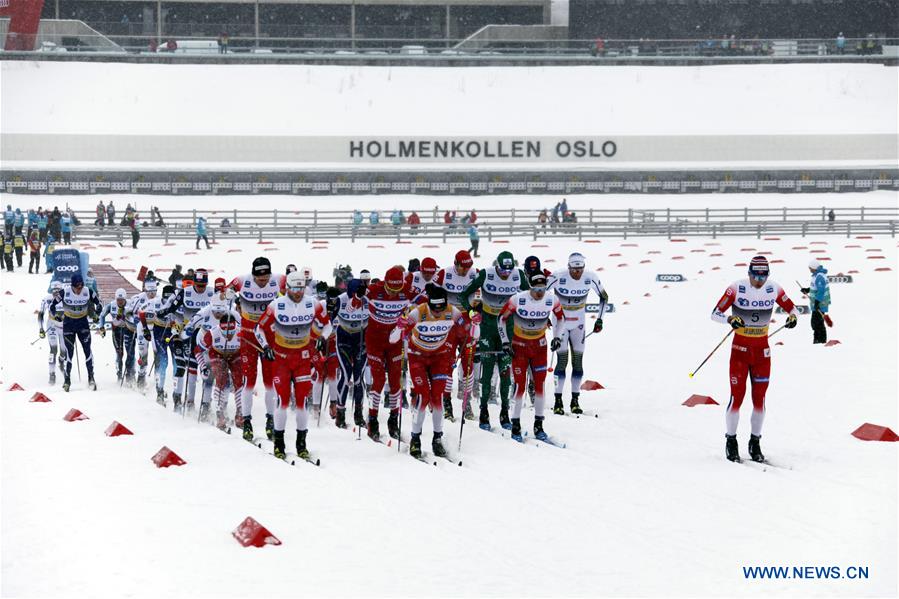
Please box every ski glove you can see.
[316,336,327,354]
[785,314,798,329]
[201,366,210,378]
[99,328,106,338]
[501,342,514,357]
[813,301,820,311]
[593,318,603,333]
[39,329,45,339]
[550,337,562,352]
[823,314,833,327]
[727,315,745,329]
[800,287,810,295]
[262,346,276,362]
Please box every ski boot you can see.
[443,394,455,421]
[172,392,182,413]
[156,388,166,406]
[242,415,254,442]
[184,401,195,416]
[511,417,523,442]
[63,378,71,392]
[725,434,740,463]
[296,429,310,460]
[136,373,146,390]
[553,393,565,415]
[265,413,274,441]
[88,376,97,391]
[215,411,228,431]
[499,406,511,430]
[570,393,583,415]
[533,416,548,441]
[198,402,210,423]
[353,401,365,427]
[125,372,134,387]
[387,410,400,439]
[335,408,348,429]
[748,434,765,463]
[463,398,475,420]
[49,371,56,386]
[116,370,123,385]
[329,401,338,420]
[410,432,422,458]
[367,412,381,442]
[479,405,491,431]
[234,412,244,429]
[432,431,447,458]
[273,430,286,460]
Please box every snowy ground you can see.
[1,191,896,598]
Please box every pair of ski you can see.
[254,436,321,467]
[350,424,462,467]
[479,422,567,449]
[732,457,790,471]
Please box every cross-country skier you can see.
[254,271,332,460]
[460,251,529,431]
[311,287,341,423]
[434,250,478,420]
[406,257,438,294]
[187,295,241,422]
[364,266,420,441]
[393,284,476,459]
[198,312,244,431]
[38,281,66,385]
[138,283,178,404]
[49,273,102,391]
[333,279,369,429]
[99,288,137,385]
[498,272,563,442]
[230,257,281,441]
[178,268,215,413]
[547,252,608,415]
[129,279,159,390]
[711,255,798,462]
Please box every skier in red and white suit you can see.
[498,272,564,442]
[254,271,332,460]
[406,257,438,294]
[229,256,281,440]
[365,266,422,441]
[711,255,798,463]
[392,284,477,458]
[197,313,244,431]
[434,250,478,419]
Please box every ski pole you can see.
[30,336,42,346]
[688,329,733,378]
[74,340,82,382]
[768,323,788,340]
[316,358,327,428]
[398,339,408,454]
[585,299,607,340]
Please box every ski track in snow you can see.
[1,192,896,597]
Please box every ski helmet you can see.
[529,272,548,288]
[210,297,228,316]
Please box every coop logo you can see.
[656,274,685,282]
[56,264,79,272]
[777,305,811,314]
[828,275,854,284]
[585,303,616,313]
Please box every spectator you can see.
[538,209,548,232]
[390,209,402,229]
[27,229,40,274]
[169,264,184,286]
[107,200,116,226]
[148,38,158,53]
[166,38,177,52]
[43,234,56,273]
[127,211,139,248]
[407,211,421,234]
[2,233,12,272]
[96,201,106,227]
[217,31,229,54]
[827,208,836,231]
[800,259,832,344]
[836,32,845,54]
[4,204,14,237]
[153,206,165,227]
[369,210,379,228]
[443,210,453,228]
[27,208,37,233]
[86,268,99,296]
[220,217,231,233]
[50,206,62,240]
[592,37,605,57]
[60,211,73,245]
[468,223,480,257]
[196,216,211,249]
[13,208,24,235]
[13,230,25,267]
[353,210,363,227]
[37,209,48,242]
[469,209,477,225]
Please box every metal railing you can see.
[63,205,898,242]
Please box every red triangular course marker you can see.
[683,394,719,407]
[825,340,841,347]
[851,423,899,442]
[232,516,282,547]
[30,392,51,402]
[105,421,133,436]
[63,408,89,422]
[151,446,186,468]
[581,380,604,391]
[8,383,25,391]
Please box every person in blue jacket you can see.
[44,235,57,273]
[800,259,831,344]
[3,205,13,237]
[14,208,24,234]
[60,212,73,244]
[196,216,210,249]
